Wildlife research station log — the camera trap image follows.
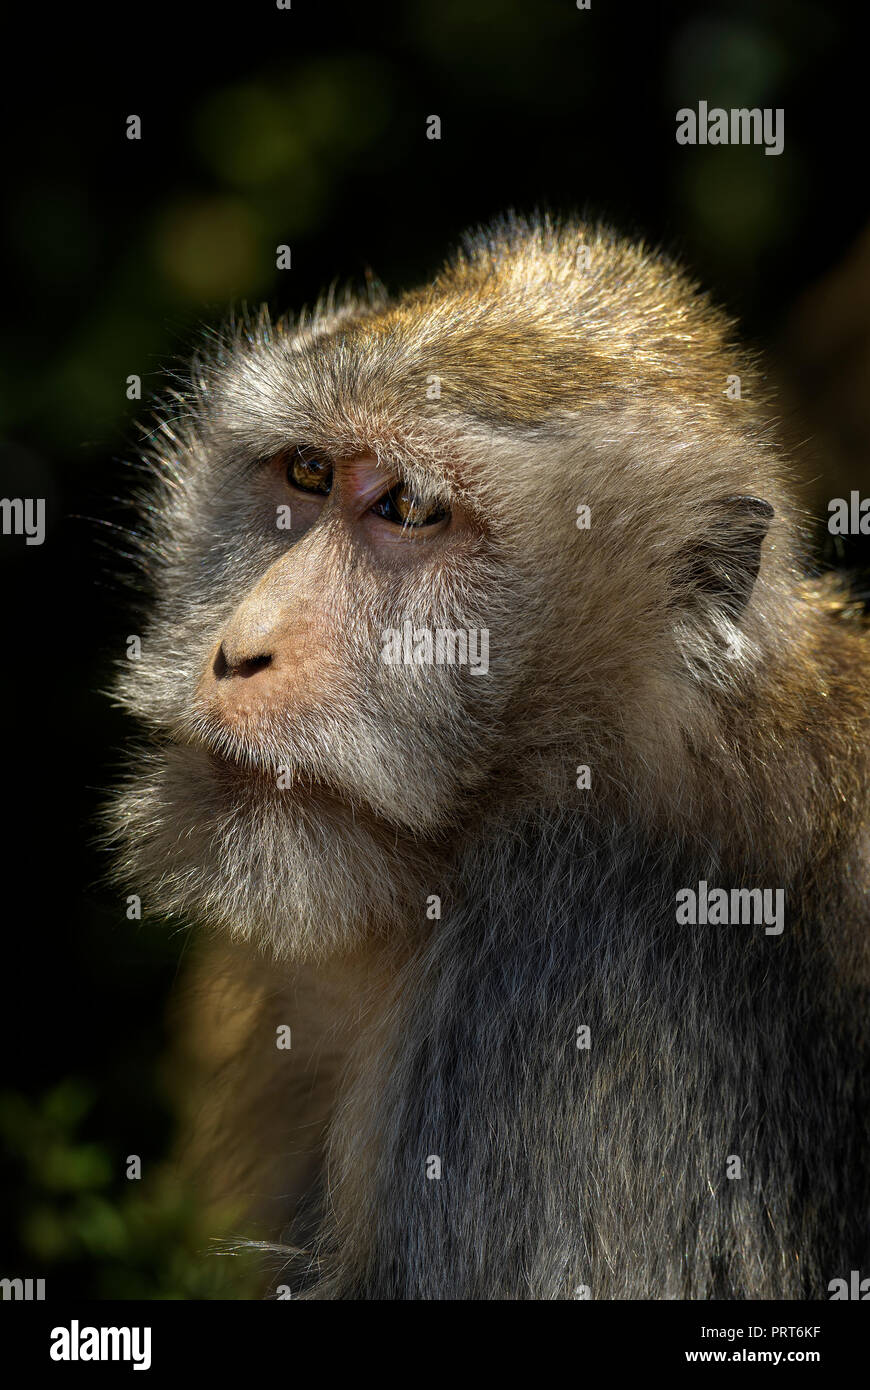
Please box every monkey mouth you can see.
[206,748,278,785]
[157,728,305,792]
[205,747,320,795]
[171,737,345,810]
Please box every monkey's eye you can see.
[371,483,449,529]
[287,449,332,495]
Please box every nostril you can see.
[213,643,273,680]
[235,653,272,678]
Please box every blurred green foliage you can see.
[0,1081,261,1299]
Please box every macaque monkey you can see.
[110,216,870,1299]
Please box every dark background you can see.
[1,0,868,1298]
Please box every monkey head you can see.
[110,216,797,959]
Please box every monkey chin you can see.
[107,739,423,963]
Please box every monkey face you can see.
[110,219,791,959]
[193,451,465,765]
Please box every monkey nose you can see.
[213,642,273,680]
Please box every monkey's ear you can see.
[677,495,774,621]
